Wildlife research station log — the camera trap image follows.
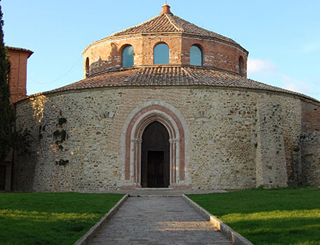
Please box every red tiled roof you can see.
[111,13,236,44]
[41,66,312,101]
[6,46,33,57]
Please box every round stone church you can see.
[14,4,320,192]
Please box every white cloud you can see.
[283,82,299,92]
[283,81,309,94]
[282,76,310,95]
[301,42,320,54]
[248,58,311,96]
[247,58,277,75]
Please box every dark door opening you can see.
[147,151,165,187]
[141,122,169,188]
[0,165,6,191]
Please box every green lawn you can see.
[0,192,124,245]
[188,188,320,245]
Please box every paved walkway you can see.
[89,196,232,245]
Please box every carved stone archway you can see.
[122,102,189,188]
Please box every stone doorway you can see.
[123,102,189,188]
[141,122,170,187]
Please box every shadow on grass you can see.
[0,193,124,245]
[188,188,320,245]
[225,214,320,245]
[0,213,97,244]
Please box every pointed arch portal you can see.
[141,121,170,187]
[122,103,188,188]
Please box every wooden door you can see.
[141,122,170,187]
[147,151,164,187]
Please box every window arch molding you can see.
[121,44,134,68]
[154,42,170,65]
[190,44,203,66]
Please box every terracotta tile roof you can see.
[111,13,236,44]
[43,66,314,101]
[6,46,33,57]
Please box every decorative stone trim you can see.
[121,101,189,188]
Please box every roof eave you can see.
[6,46,34,58]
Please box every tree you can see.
[0,0,15,163]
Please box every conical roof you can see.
[40,66,312,102]
[28,5,316,104]
[110,5,236,44]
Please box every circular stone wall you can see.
[14,84,319,192]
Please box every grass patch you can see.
[0,192,124,245]
[188,188,320,245]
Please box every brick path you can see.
[89,196,232,244]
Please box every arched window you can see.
[154,43,169,65]
[190,45,202,66]
[85,58,89,78]
[122,45,134,67]
[239,56,244,76]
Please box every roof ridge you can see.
[109,12,237,43]
[165,14,183,32]
[181,67,190,76]
[181,67,197,82]
[171,15,236,43]
[86,12,242,50]
[110,14,162,37]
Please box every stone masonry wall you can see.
[186,89,257,189]
[255,94,301,188]
[301,99,320,187]
[15,87,305,192]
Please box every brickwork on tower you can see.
[7,47,33,104]
[300,99,320,187]
[82,6,248,79]
[1,47,32,192]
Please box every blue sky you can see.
[2,0,320,101]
